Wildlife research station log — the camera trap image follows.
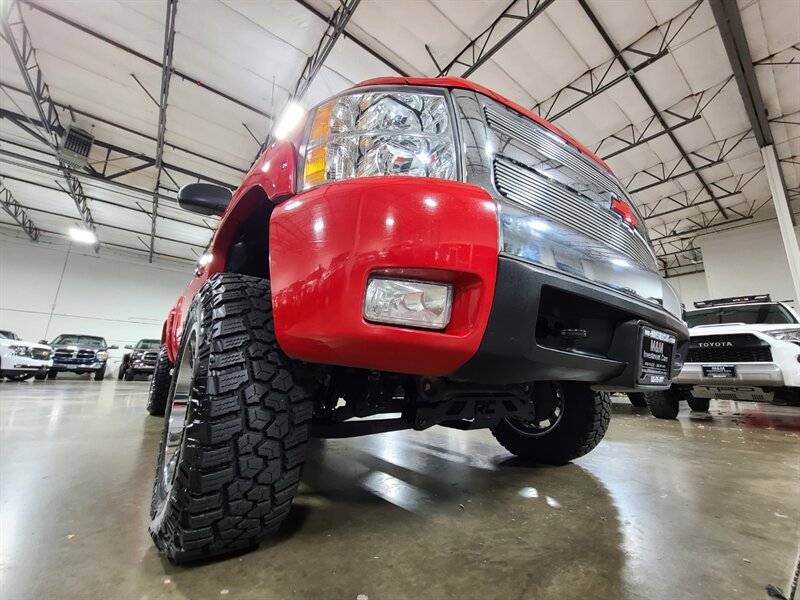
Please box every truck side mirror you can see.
[177,183,232,217]
[108,345,119,350]
[39,339,48,345]
[125,344,133,349]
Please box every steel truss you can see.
[625,130,751,195]
[2,0,99,250]
[532,1,703,122]
[148,0,178,262]
[594,77,734,160]
[0,178,40,240]
[434,0,554,78]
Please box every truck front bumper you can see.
[674,363,786,387]
[2,356,52,373]
[269,178,687,389]
[51,361,106,372]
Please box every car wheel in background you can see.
[687,398,710,412]
[491,381,611,465]
[627,392,647,407]
[34,371,47,380]
[149,273,312,563]
[6,373,33,381]
[124,368,136,382]
[118,365,126,380]
[47,370,57,379]
[147,345,173,417]
[644,389,680,419]
[95,366,106,381]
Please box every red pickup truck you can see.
[147,77,689,563]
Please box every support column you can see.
[762,145,800,305]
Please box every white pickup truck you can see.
[644,295,800,419]
[0,330,53,381]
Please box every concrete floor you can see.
[1,378,798,600]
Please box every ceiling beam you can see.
[294,0,408,76]
[18,0,273,121]
[148,0,178,263]
[0,178,40,240]
[2,0,100,250]
[437,0,555,78]
[577,0,729,219]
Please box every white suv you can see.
[644,295,800,419]
[0,330,53,381]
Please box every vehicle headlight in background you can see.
[133,352,144,359]
[303,90,456,189]
[364,278,453,330]
[9,344,29,356]
[95,351,109,361]
[765,329,800,342]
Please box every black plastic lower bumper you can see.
[450,256,689,390]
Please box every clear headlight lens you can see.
[364,278,453,330]
[9,344,29,356]
[95,351,109,361]
[303,90,456,189]
[766,328,800,342]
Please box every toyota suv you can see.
[644,295,800,418]
[144,77,689,563]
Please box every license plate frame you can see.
[702,364,736,378]
[638,326,676,385]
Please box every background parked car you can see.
[118,338,161,381]
[45,334,117,381]
[0,330,52,381]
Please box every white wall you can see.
[0,230,192,353]
[698,221,800,308]
[667,271,710,308]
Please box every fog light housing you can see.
[364,278,453,330]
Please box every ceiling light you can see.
[274,101,305,140]
[68,227,97,244]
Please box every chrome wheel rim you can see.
[506,383,565,437]
[159,328,196,498]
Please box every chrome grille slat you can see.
[486,106,630,203]
[495,158,657,269]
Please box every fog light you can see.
[364,278,453,330]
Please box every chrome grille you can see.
[77,349,95,359]
[54,349,75,359]
[494,158,657,270]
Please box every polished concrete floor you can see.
[1,377,798,600]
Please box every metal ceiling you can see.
[0,0,797,278]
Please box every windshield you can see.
[0,330,20,340]
[136,339,161,350]
[686,303,797,327]
[51,335,107,348]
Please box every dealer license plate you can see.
[639,326,676,385]
[702,365,736,378]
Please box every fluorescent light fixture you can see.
[274,101,305,140]
[69,227,97,244]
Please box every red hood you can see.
[353,76,612,173]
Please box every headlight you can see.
[133,352,144,359]
[302,90,456,189]
[9,344,29,356]
[766,329,800,342]
[95,351,109,361]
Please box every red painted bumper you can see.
[269,177,499,375]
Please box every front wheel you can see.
[47,370,57,380]
[6,373,33,381]
[34,371,47,380]
[146,345,173,416]
[644,388,680,419]
[124,368,135,381]
[118,364,126,380]
[491,382,611,465]
[149,273,313,564]
[95,366,106,381]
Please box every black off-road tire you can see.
[627,392,647,407]
[125,368,136,381]
[34,371,47,380]
[644,389,680,419]
[687,398,710,412]
[6,373,33,381]
[95,365,106,381]
[47,370,57,379]
[118,364,126,380]
[146,345,172,417]
[491,382,611,465]
[149,273,313,564]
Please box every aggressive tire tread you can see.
[149,273,312,563]
[146,345,173,416]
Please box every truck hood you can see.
[51,344,106,352]
[688,323,800,336]
[0,339,51,351]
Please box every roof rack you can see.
[693,294,771,308]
